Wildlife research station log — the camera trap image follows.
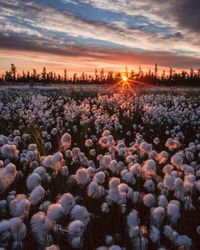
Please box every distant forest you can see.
[1,63,200,86]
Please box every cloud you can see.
[169,0,200,32]
[1,0,199,53]
[0,0,200,72]
[1,32,200,71]
[142,0,200,34]
[77,0,173,27]
[78,0,200,36]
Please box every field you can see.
[0,85,200,250]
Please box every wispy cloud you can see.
[0,0,199,72]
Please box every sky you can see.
[0,0,200,75]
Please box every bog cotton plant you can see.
[127,209,148,249]
[31,211,53,247]
[151,207,165,227]
[139,142,152,155]
[26,173,41,191]
[100,155,112,169]
[1,88,200,249]
[85,139,93,147]
[47,204,64,223]
[60,132,71,150]
[167,200,180,225]
[0,163,17,192]
[33,166,46,178]
[150,225,160,244]
[0,219,10,247]
[157,195,168,208]
[57,193,75,216]
[70,205,90,226]
[29,185,45,205]
[1,144,19,159]
[87,181,105,198]
[67,220,85,248]
[9,217,27,249]
[143,159,156,178]
[9,194,30,220]
[75,168,90,185]
[163,174,175,190]
[143,193,155,207]
[171,153,184,169]
[157,151,169,164]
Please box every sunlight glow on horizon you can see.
[0,49,196,77]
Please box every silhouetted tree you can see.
[100,68,104,82]
[1,63,200,87]
[154,63,158,78]
[64,69,67,83]
[169,67,173,80]
[32,69,37,81]
[42,67,46,81]
[27,71,30,82]
[5,70,12,81]
[73,73,77,83]
[10,64,16,80]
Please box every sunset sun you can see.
[122,75,128,83]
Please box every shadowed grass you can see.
[28,124,47,156]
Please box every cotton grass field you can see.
[0,85,200,250]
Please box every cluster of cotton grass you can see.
[0,88,200,249]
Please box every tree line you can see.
[1,63,200,86]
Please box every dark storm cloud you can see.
[148,0,200,33]
[171,0,200,32]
